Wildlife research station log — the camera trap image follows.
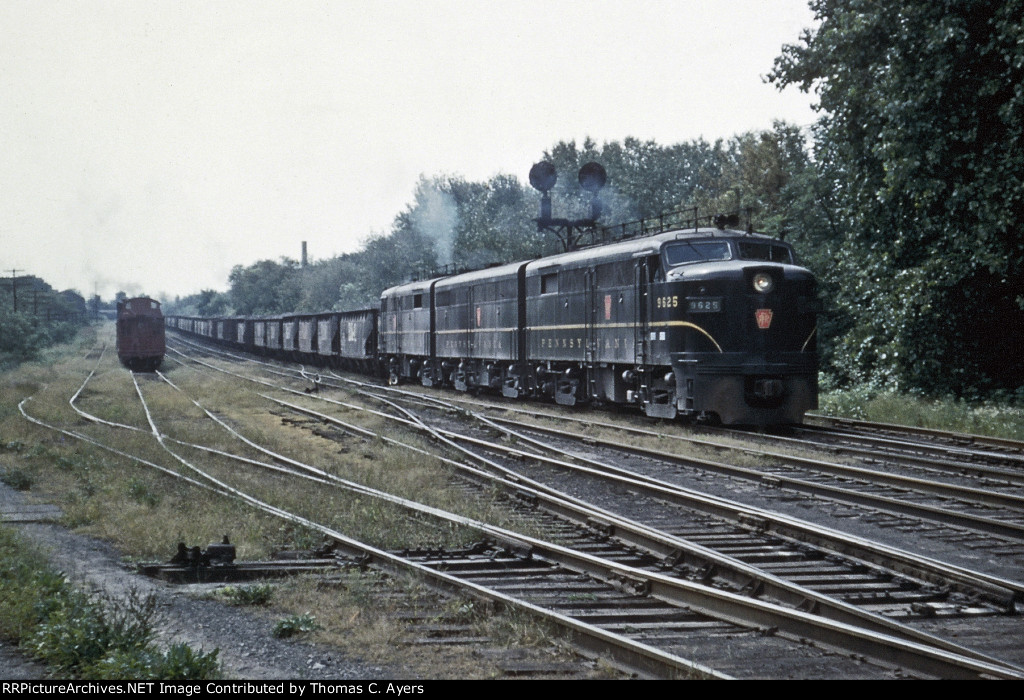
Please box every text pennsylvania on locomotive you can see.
[381,226,817,425]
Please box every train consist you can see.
[168,224,819,425]
[116,296,166,371]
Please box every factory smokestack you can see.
[301,241,308,268]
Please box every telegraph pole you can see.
[7,269,23,312]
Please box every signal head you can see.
[529,161,558,193]
[578,162,607,193]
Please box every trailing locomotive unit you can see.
[116,296,165,371]
[381,227,817,425]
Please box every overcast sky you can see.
[1,1,819,301]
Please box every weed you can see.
[478,609,557,648]
[149,643,221,680]
[1,467,33,490]
[273,613,320,638]
[26,444,50,458]
[83,643,220,680]
[29,588,159,672]
[127,479,160,508]
[275,524,325,551]
[819,388,1024,440]
[0,526,220,679]
[217,584,274,606]
[444,600,478,623]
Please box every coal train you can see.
[167,224,818,425]
[117,296,166,371]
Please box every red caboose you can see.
[116,297,165,371]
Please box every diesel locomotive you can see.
[380,226,817,425]
[167,224,818,425]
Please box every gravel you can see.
[0,480,411,681]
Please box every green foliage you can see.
[272,612,320,638]
[164,289,232,317]
[30,588,158,672]
[0,308,47,361]
[0,277,88,366]
[202,125,821,318]
[771,0,1024,397]
[217,584,274,606]
[172,3,1024,403]
[0,529,68,640]
[229,258,303,315]
[86,643,220,680]
[542,127,810,238]
[819,388,1024,441]
[0,526,220,679]
[0,467,33,490]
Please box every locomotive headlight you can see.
[752,273,775,294]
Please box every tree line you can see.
[167,0,1023,401]
[0,277,88,365]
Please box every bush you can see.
[219,584,274,607]
[29,589,157,672]
[0,468,33,490]
[0,526,220,679]
[87,644,220,680]
[273,613,319,638]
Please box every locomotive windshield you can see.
[737,241,794,263]
[663,240,732,266]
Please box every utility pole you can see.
[7,269,23,312]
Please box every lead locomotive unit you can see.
[380,224,817,425]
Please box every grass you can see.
[0,525,220,679]
[27,325,1024,678]
[269,570,595,678]
[817,386,1024,441]
[214,584,275,606]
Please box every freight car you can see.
[167,308,380,375]
[168,225,817,425]
[116,296,165,371]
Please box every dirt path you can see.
[0,481,410,680]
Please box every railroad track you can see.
[140,335,1024,675]
[802,414,1024,465]
[165,333,1024,589]
[14,386,859,676]
[362,385,1024,558]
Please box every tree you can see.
[228,258,302,315]
[770,0,1024,396]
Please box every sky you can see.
[1,1,820,301]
